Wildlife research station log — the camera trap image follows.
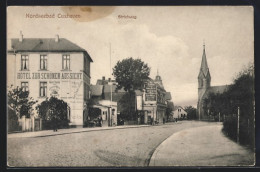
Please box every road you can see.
[149,124,254,166]
[8,121,215,167]
[8,121,251,167]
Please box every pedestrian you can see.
[163,117,165,124]
[99,116,102,127]
[52,116,57,132]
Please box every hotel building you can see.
[7,32,93,126]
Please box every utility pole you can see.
[237,106,240,143]
[110,42,112,127]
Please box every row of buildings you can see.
[7,32,175,128]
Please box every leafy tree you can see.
[166,101,174,121]
[118,92,136,120]
[7,85,37,118]
[113,57,150,92]
[205,63,254,148]
[113,58,150,120]
[36,97,69,129]
[184,106,197,120]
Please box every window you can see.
[21,82,29,92]
[21,55,29,70]
[40,55,47,70]
[39,82,47,97]
[62,55,70,70]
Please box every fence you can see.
[222,113,254,149]
[8,116,42,133]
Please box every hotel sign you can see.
[17,72,82,80]
[144,82,156,101]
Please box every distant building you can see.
[7,32,93,127]
[90,74,173,125]
[90,77,126,126]
[197,43,229,120]
[173,106,187,120]
[142,72,172,124]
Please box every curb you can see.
[34,125,152,138]
[8,122,181,139]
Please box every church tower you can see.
[154,69,164,89]
[198,43,211,97]
[197,43,211,119]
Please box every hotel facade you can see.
[7,33,93,126]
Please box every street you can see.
[7,121,252,167]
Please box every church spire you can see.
[200,41,209,76]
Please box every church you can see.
[197,43,229,120]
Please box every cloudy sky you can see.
[7,6,254,107]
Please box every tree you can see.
[166,101,174,121]
[36,97,69,129]
[184,106,197,120]
[7,85,37,118]
[113,58,150,120]
[113,57,150,92]
[118,92,136,120]
[205,63,254,148]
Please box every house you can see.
[173,106,187,120]
[7,32,93,127]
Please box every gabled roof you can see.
[90,85,103,96]
[173,106,187,113]
[9,38,93,62]
[103,85,117,93]
[103,85,126,93]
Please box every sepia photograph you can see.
[7,6,255,167]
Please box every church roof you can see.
[202,85,230,99]
[208,85,229,94]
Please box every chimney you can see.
[55,34,59,42]
[102,76,105,80]
[19,31,23,42]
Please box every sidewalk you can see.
[149,123,255,166]
[8,121,182,139]
[8,124,153,139]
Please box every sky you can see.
[7,6,254,107]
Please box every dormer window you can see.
[21,55,29,70]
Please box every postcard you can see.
[7,6,255,167]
